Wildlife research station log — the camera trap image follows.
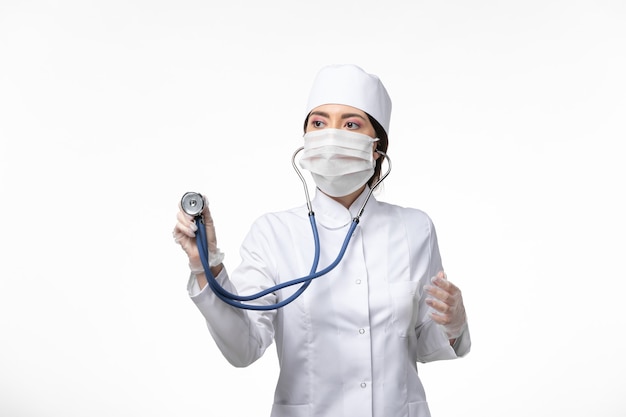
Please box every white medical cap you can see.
[305,64,392,134]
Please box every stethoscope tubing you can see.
[196,213,359,310]
[193,148,390,310]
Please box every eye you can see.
[310,119,325,128]
[345,121,361,129]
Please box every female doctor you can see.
[173,64,470,417]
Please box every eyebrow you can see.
[309,111,367,121]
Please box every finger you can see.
[201,195,215,225]
[432,275,460,295]
[201,194,209,211]
[176,220,196,238]
[172,228,190,244]
[176,211,198,237]
[424,284,453,305]
[425,297,451,315]
[429,310,453,326]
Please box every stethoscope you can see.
[181,147,391,311]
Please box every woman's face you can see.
[305,104,377,138]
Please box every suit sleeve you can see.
[413,214,471,362]
[187,218,278,368]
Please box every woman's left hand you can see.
[424,271,468,340]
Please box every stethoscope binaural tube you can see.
[184,149,391,310]
[291,147,391,218]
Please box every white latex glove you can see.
[424,271,468,339]
[172,194,224,273]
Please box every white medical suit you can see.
[188,187,471,417]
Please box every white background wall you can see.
[1,1,624,416]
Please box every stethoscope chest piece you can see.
[181,192,204,217]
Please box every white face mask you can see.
[299,128,379,197]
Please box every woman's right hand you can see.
[172,194,220,272]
